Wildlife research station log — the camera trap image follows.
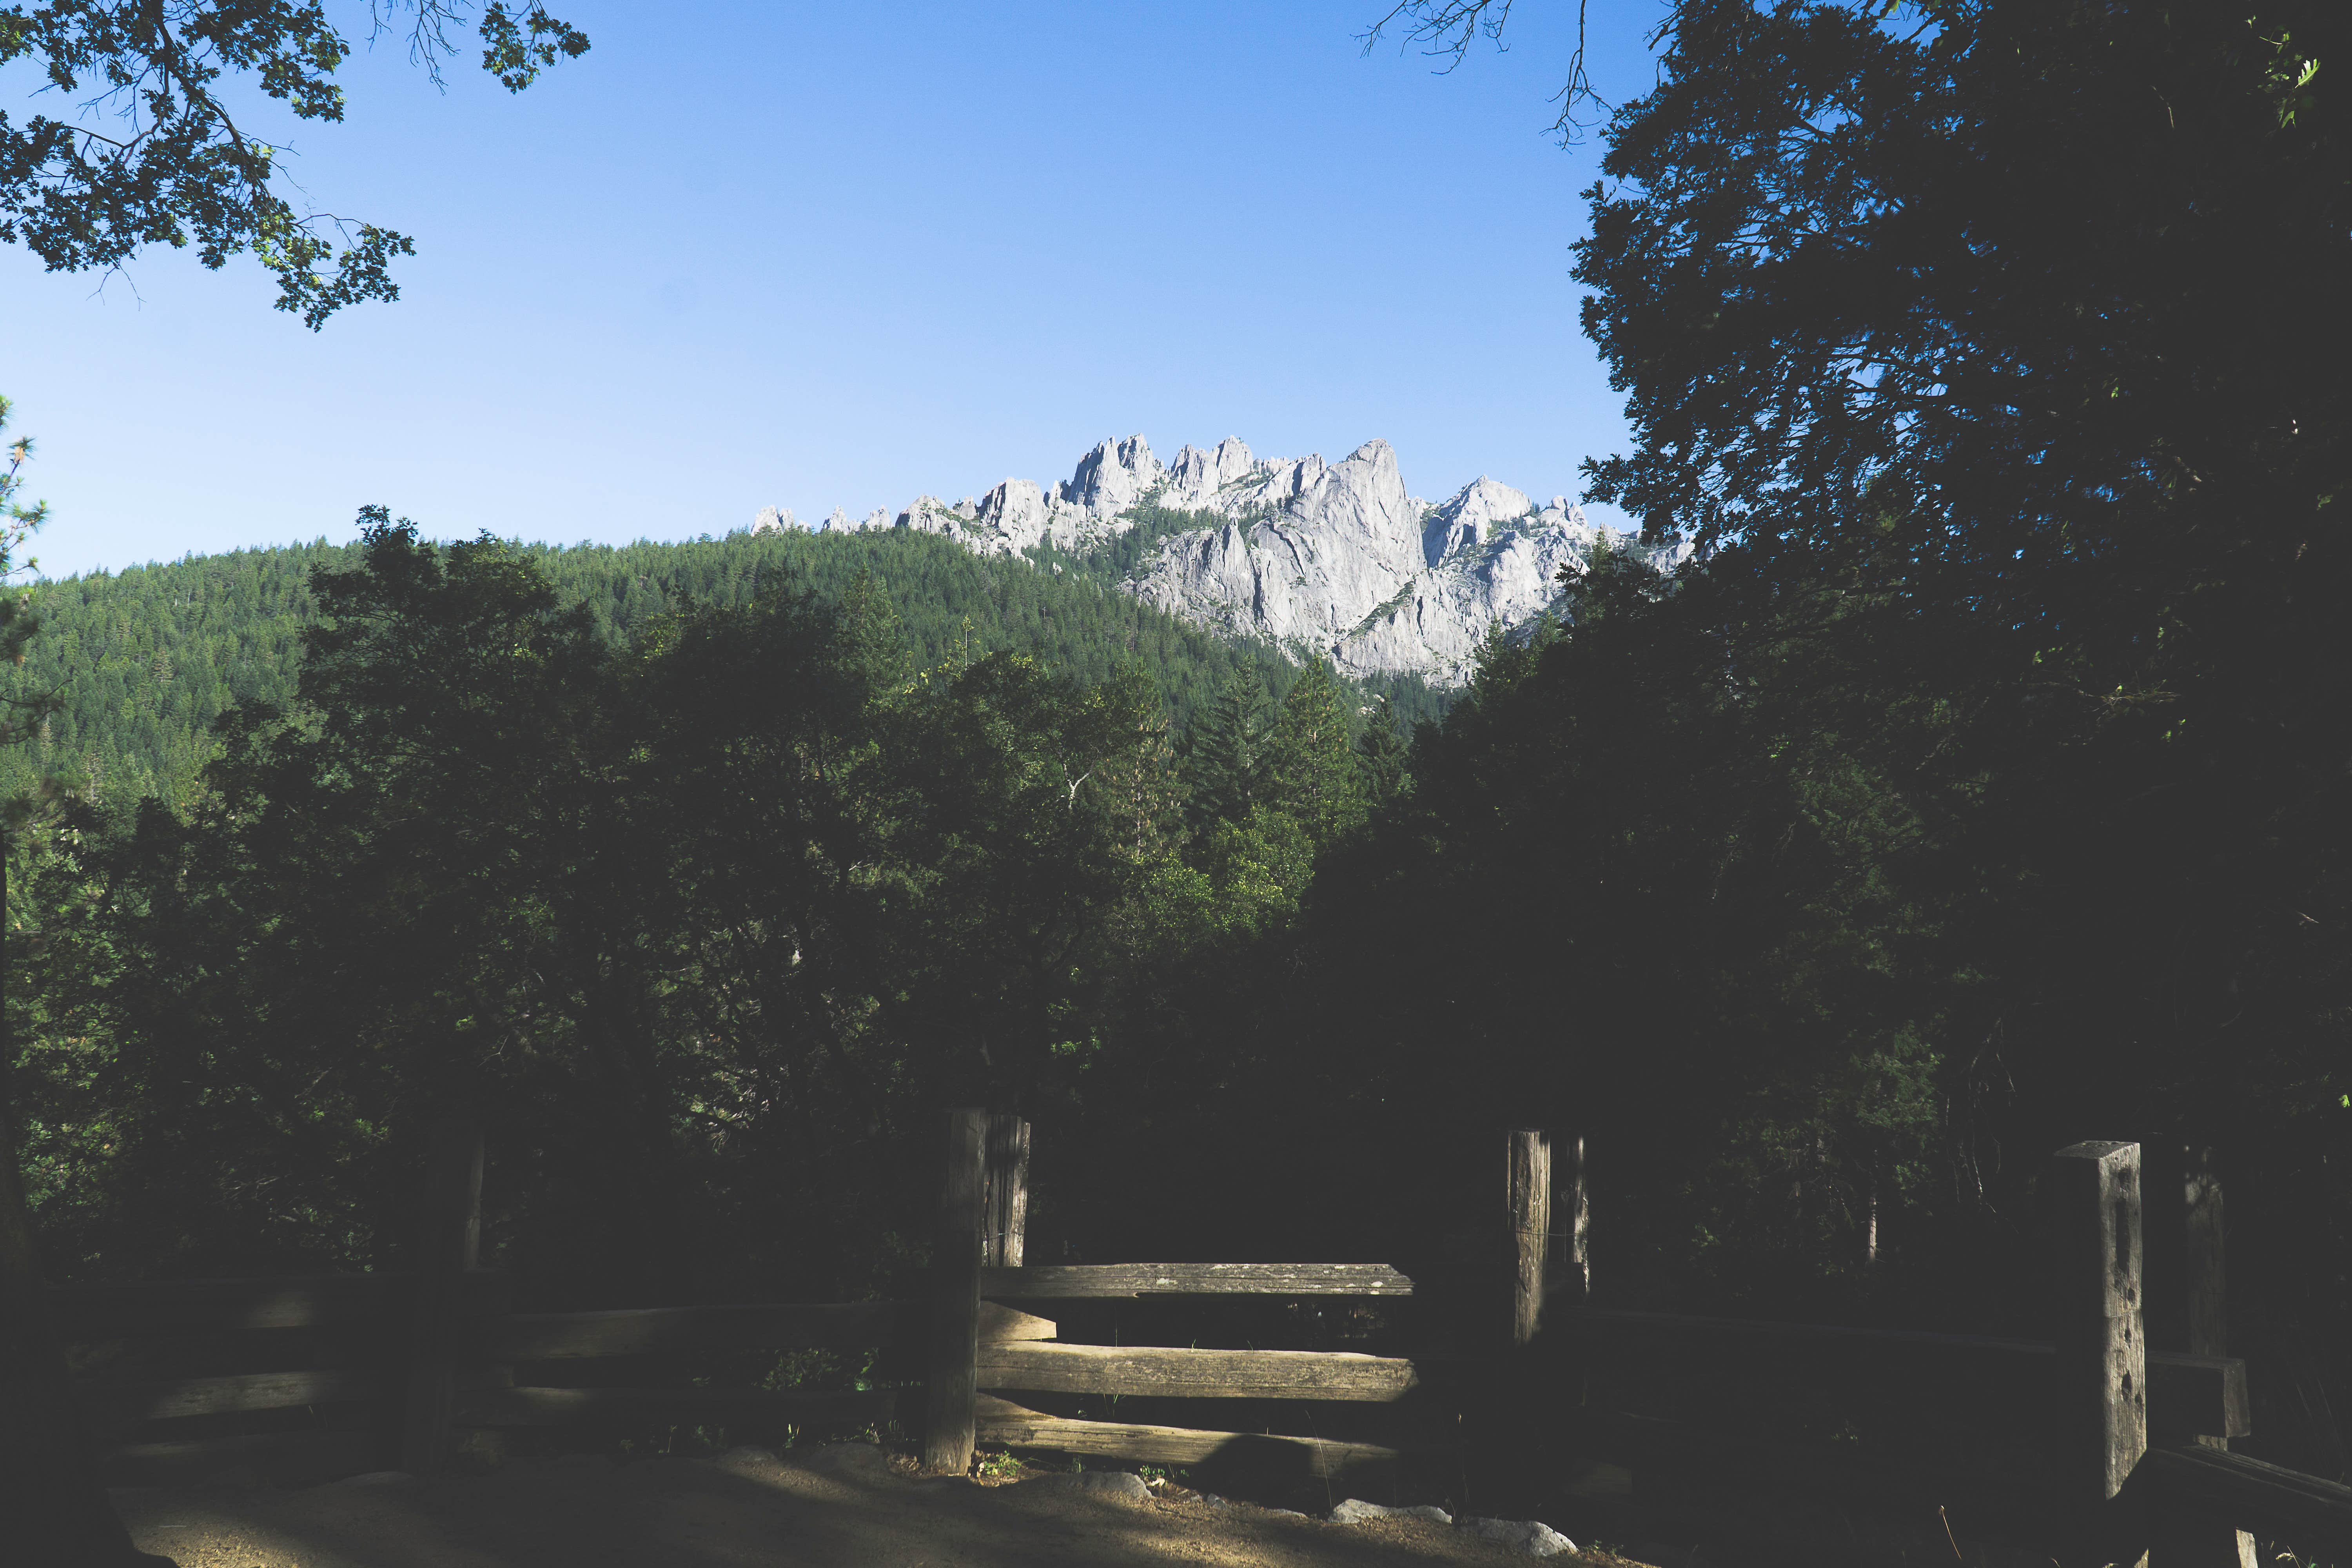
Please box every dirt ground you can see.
[111,1445,1655,1568]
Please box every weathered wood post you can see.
[1507,1129,1550,1349]
[982,1115,1030,1269]
[1560,1134,1590,1307]
[2155,1147,2257,1568]
[2051,1140,2149,1567]
[924,1108,988,1475]
[399,1112,483,1474]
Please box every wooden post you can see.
[1561,1134,1590,1307]
[2051,1140,2148,1567]
[2183,1148,2228,1369]
[924,1108,987,1475]
[2156,1147,2257,1568]
[1507,1130,1550,1348]
[982,1115,1030,1269]
[399,1112,483,1474]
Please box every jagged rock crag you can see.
[754,434,1635,685]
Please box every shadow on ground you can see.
[113,1445,1575,1568]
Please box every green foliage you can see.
[1132,0,2352,1427]
[0,526,1305,818]
[7,517,1363,1292]
[0,394,58,840]
[1180,666,1274,832]
[1,0,588,326]
[1353,694,1408,809]
[1263,657,1364,849]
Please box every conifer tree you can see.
[1185,668,1272,830]
[1266,657,1365,848]
[1356,693,1409,810]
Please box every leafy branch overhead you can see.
[0,0,587,327]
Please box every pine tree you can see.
[1356,693,1409,809]
[1266,657,1365,848]
[1185,668,1272,830]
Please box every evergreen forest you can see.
[0,524,1448,816]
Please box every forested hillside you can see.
[0,524,1447,813]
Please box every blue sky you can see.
[7,1,1662,580]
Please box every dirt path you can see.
[112,1445,1646,1568]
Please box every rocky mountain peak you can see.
[1060,434,1162,517]
[1423,477,1533,565]
[751,431,1644,685]
[1163,437,1256,503]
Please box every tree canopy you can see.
[2,0,588,324]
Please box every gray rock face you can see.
[1061,435,1163,517]
[752,506,798,535]
[756,433,1646,685]
[1162,437,1256,504]
[1125,439,1624,685]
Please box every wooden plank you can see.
[1508,1129,1549,1348]
[496,1301,916,1360]
[978,1303,1055,1343]
[457,1385,898,1428]
[976,1396,1401,1475]
[49,1275,399,1336]
[978,1342,1419,1402]
[2145,1444,2352,1551]
[983,1116,1029,1269]
[924,1108,987,1475]
[1565,1308,2247,1439]
[49,1270,504,1336]
[401,1113,484,1474]
[2052,1138,2149,1564]
[84,1368,381,1432]
[49,1270,508,1337]
[981,1263,1416,1299]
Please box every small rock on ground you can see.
[1330,1498,1454,1526]
[1460,1516,1579,1557]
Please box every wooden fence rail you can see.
[2145,1444,2352,1553]
[979,1262,1417,1298]
[1567,1308,2251,1443]
[38,1112,2352,1564]
[978,1342,1422,1403]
